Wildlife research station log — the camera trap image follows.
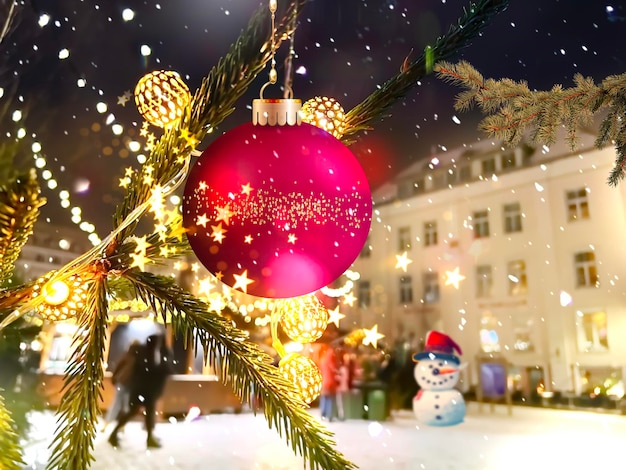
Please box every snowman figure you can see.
[412,330,466,426]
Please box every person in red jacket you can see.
[319,344,338,421]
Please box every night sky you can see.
[2,0,624,237]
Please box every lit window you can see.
[576,310,608,352]
[398,226,411,252]
[503,202,522,233]
[566,188,590,221]
[473,210,490,238]
[480,312,500,353]
[513,318,534,352]
[501,152,516,170]
[574,251,598,288]
[476,264,493,297]
[399,276,413,304]
[422,271,439,303]
[481,158,496,175]
[357,280,371,308]
[423,220,437,247]
[507,260,527,296]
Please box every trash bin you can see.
[366,388,388,421]
[345,389,365,420]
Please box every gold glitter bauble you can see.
[134,70,191,128]
[278,353,323,404]
[31,271,90,322]
[279,295,329,343]
[301,96,346,139]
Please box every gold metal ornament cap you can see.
[252,97,302,126]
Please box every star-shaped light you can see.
[362,324,385,348]
[198,181,208,191]
[208,296,226,313]
[342,292,356,307]
[241,183,253,196]
[124,167,134,177]
[444,267,466,289]
[159,246,170,257]
[210,222,227,243]
[119,177,130,188]
[233,269,254,294]
[244,234,253,244]
[197,277,215,296]
[131,235,150,254]
[215,204,234,225]
[287,233,298,244]
[328,306,346,328]
[170,224,187,242]
[129,252,150,271]
[395,251,413,272]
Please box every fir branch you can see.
[0,281,36,315]
[0,390,23,470]
[342,0,509,143]
[46,277,109,470]
[112,1,306,243]
[435,61,626,186]
[0,169,46,284]
[125,270,356,470]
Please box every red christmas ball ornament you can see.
[183,97,372,298]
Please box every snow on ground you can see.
[22,402,626,469]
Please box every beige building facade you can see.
[348,131,626,398]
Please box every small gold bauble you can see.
[279,295,329,344]
[134,70,191,128]
[278,353,323,404]
[301,96,346,139]
[32,271,90,322]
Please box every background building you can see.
[347,128,626,403]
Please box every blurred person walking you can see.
[108,334,172,449]
[319,344,338,421]
[101,340,141,432]
[335,350,354,421]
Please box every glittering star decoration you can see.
[241,183,253,196]
[395,251,413,272]
[328,306,345,328]
[362,324,385,348]
[210,223,227,243]
[232,269,254,294]
[287,233,297,244]
[444,267,466,289]
[117,90,132,106]
[196,213,209,227]
[215,204,234,225]
[244,235,253,244]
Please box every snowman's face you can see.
[414,358,460,390]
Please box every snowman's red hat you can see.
[413,330,462,365]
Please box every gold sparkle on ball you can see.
[278,353,323,404]
[279,294,329,343]
[31,271,90,322]
[134,70,191,128]
[301,96,346,139]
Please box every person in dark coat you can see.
[108,334,171,449]
[101,340,141,432]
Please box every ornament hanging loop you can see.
[253,82,301,126]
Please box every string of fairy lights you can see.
[2,1,445,407]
